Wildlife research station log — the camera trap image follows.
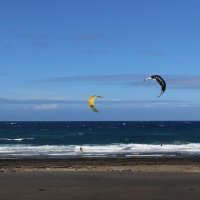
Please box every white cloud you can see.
[34,104,59,110]
[27,74,200,90]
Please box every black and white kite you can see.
[145,75,166,97]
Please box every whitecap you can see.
[0,138,35,142]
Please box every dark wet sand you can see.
[0,157,200,200]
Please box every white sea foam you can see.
[0,143,200,158]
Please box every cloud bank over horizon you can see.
[0,97,198,109]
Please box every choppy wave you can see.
[0,138,35,142]
[0,143,200,158]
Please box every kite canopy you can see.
[145,75,166,97]
[88,95,103,112]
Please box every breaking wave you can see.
[0,143,200,158]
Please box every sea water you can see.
[0,121,200,158]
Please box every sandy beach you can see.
[0,157,200,199]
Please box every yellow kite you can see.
[88,95,103,112]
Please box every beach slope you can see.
[0,158,200,200]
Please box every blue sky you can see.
[1,0,200,120]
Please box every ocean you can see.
[0,121,200,158]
